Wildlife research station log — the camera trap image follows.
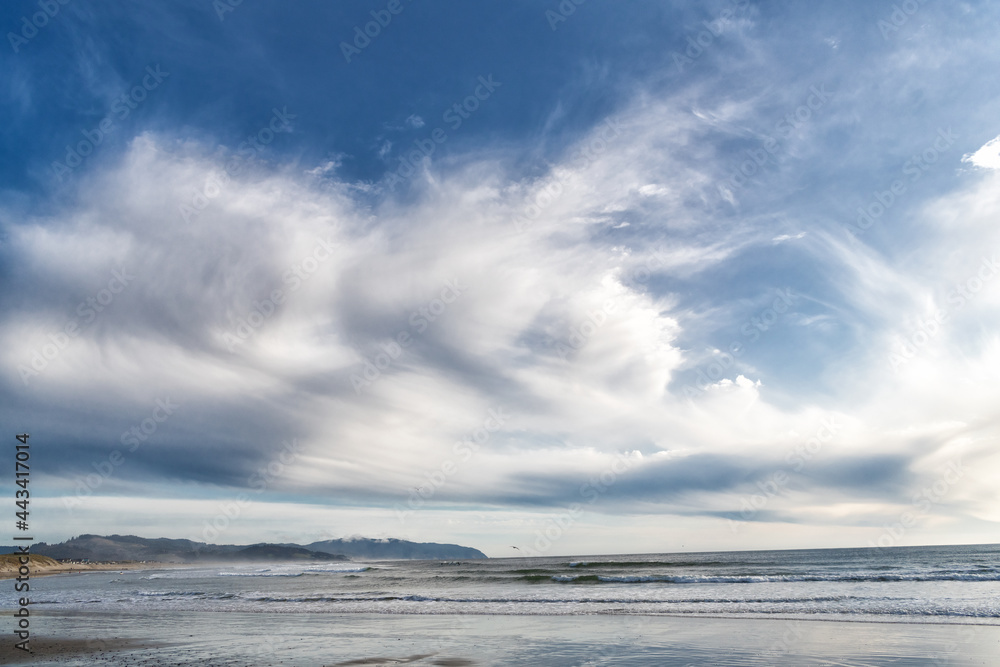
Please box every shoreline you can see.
[20,606,1000,626]
[0,559,175,579]
[1,611,996,666]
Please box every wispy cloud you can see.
[2,0,1000,555]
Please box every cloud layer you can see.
[2,0,1000,556]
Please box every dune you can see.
[0,553,160,579]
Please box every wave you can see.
[302,566,371,573]
[552,575,601,583]
[214,566,370,577]
[568,560,726,568]
[128,592,995,618]
[136,590,207,596]
[39,590,1000,620]
[217,571,304,577]
[248,594,447,603]
[543,572,1000,584]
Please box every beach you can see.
[3,545,998,665]
[0,554,167,579]
[2,610,998,666]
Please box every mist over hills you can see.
[2,534,487,562]
[302,537,487,560]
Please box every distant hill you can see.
[8,534,487,563]
[25,535,347,564]
[234,544,339,561]
[304,537,487,560]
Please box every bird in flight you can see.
[510,546,520,550]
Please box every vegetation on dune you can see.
[0,553,60,568]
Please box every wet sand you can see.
[0,611,997,666]
[0,637,168,662]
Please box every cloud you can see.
[5,101,999,544]
[962,135,1000,170]
[4,0,1000,555]
[772,232,805,243]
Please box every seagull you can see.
[510,546,520,551]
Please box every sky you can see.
[1,0,999,558]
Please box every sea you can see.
[20,543,1000,620]
[4,543,1000,666]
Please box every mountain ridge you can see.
[301,537,487,560]
[2,534,487,562]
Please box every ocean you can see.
[4,543,1000,665]
[21,543,1000,620]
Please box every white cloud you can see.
[962,135,1000,170]
[4,86,1000,552]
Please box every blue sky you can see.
[2,0,1000,557]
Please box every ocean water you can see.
[12,543,1000,621]
[4,544,1000,666]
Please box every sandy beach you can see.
[0,637,168,664]
[3,548,999,664]
[1,611,998,666]
[0,554,172,579]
